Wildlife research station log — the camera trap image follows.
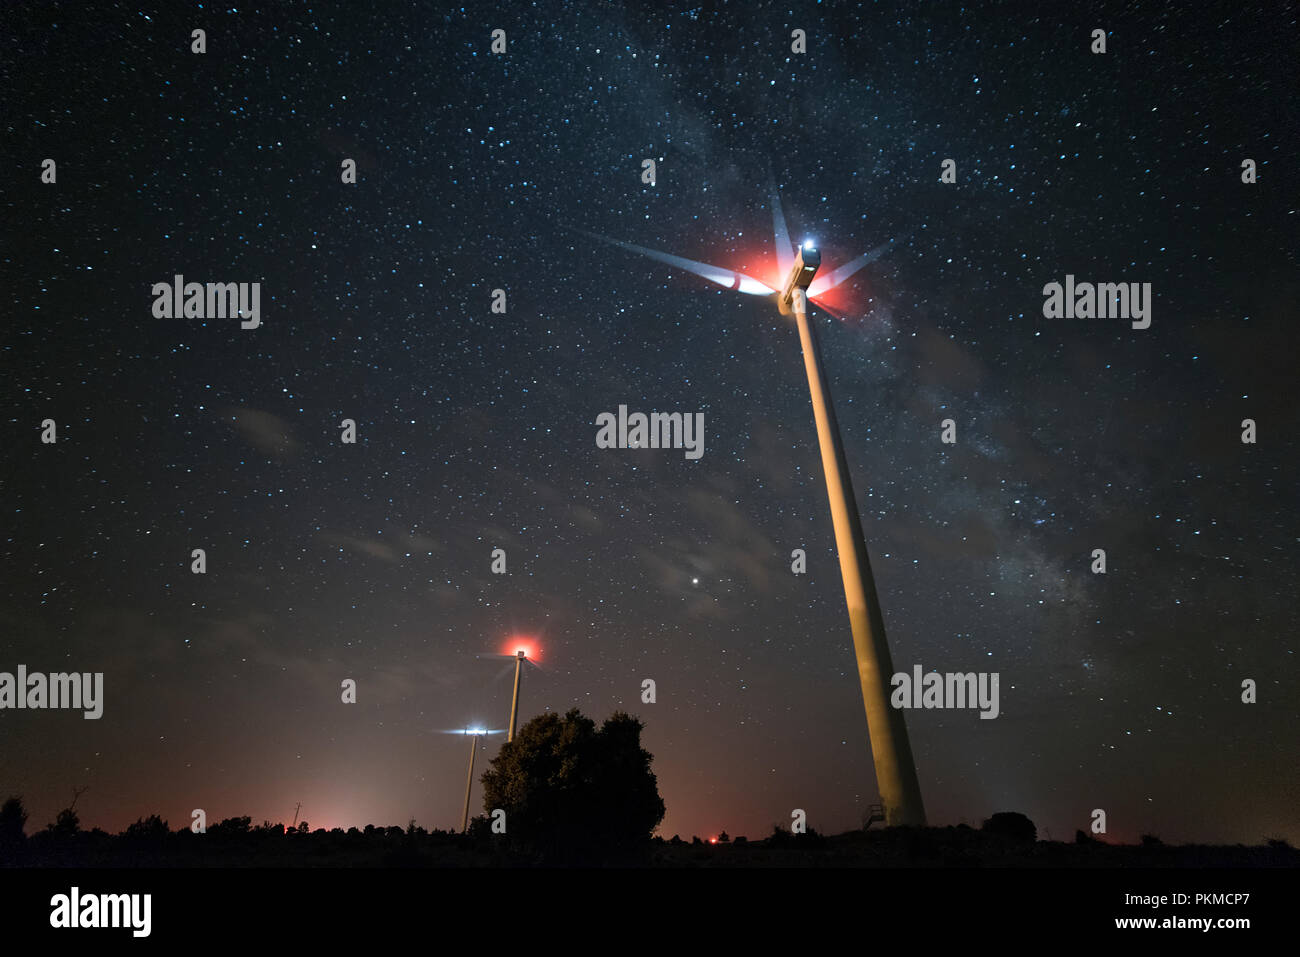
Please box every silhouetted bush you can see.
[48,807,80,837]
[981,811,1036,843]
[209,816,251,837]
[123,815,170,843]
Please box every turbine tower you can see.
[460,729,485,832]
[779,241,926,827]
[508,649,526,742]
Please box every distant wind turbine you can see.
[476,639,544,742]
[446,728,503,832]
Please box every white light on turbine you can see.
[441,727,503,735]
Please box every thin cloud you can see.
[221,407,302,460]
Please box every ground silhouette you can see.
[1,793,1294,868]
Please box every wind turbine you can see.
[574,182,927,827]
[477,639,544,742]
[507,646,545,742]
[447,728,506,832]
[445,728,503,832]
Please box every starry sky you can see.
[3,1,1297,847]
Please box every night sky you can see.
[3,1,1296,848]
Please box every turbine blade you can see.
[567,226,774,295]
[769,174,794,278]
[806,239,897,297]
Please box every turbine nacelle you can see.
[778,244,820,315]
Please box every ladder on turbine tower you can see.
[864,804,886,829]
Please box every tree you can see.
[209,815,251,837]
[0,796,27,843]
[123,815,170,841]
[767,823,792,847]
[49,808,80,836]
[46,785,88,837]
[479,708,665,863]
